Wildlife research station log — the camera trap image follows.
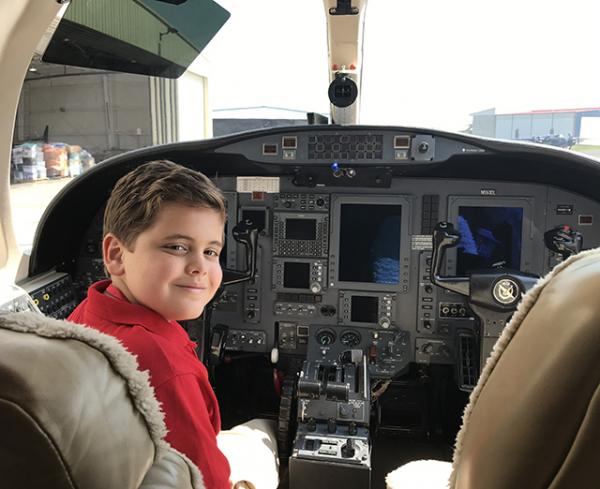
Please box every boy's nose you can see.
[186,255,208,275]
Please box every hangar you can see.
[471,107,600,143]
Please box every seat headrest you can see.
[0,312,204,489]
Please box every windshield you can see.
[206,0,600,155]
[203,1,330,123]
[10,0,600,251]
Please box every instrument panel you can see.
[21,127,600,384]
[63,174,600,382]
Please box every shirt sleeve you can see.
[155,374,231,489]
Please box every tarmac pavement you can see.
[10,177,73,250]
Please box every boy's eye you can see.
[205,249,220,257]
[164,244,188,253]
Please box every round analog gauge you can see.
[340,330,361,347]
[315,329,336,346]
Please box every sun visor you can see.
[38,0,229,78]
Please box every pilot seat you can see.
[0,311,278,489]
[386,248,600,489]
[0,310,204,488]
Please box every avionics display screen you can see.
[350,296,379,323]
[283,262,310,289]
[339,204,402,284]
[285,219,317,240]
[456,206,523,275]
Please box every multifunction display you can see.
[339,291,396,328]
[285,262,310,288]
[456,206,523,274]
[272,258,327,293]
[273,213,329,257]
[286,219,316,240]
[350,295,379,323]
[339,203,402,285]
[329,195,411,292]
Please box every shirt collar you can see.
[86,279,187,342]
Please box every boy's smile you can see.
[104,203,225,321]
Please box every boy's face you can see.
[104,203,224,321]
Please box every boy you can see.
[69,160,232,489]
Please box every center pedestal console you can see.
[289,351,371,489]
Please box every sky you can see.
[202,0,600,132]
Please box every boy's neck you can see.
[107,277,137,305]
[105,278,174,324]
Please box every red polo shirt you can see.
[68,280,231,489]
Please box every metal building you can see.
[15,58,211,162]
[472,107,600,143]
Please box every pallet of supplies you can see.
[67,145,82,177]
[43,143,68,178]
[11,143,47,182]
[80,149,95,170]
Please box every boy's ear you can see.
[103,233,126,276]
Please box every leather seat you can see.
[387,248,600,489]
[0,311,203,489]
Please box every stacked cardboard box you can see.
[11,142,96,183]
[67,145,82,177]
[11,143,46,181]
[43,143,69,178]
[80,149,95,171]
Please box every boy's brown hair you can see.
[103,160,226,249]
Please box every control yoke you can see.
[431,220,540,373]
[431,221,538,311]
[206,220,259,366]
[544,225,583,260]
[221,219,259,286]
[431,222,470,296]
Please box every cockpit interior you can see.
[16,124,600,487]
[2,1,600,488]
